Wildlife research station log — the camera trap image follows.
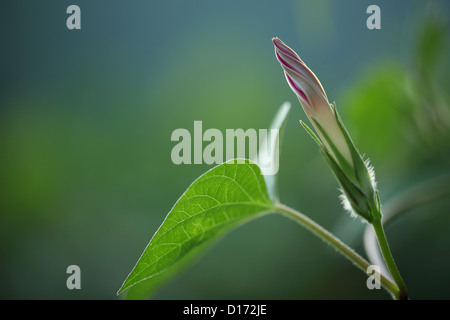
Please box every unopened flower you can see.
[273,37,352,167]
[273,37,380,222]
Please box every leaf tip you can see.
[116,282,129,296]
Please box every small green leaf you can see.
[118,159,274,297]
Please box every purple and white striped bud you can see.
[273,38,382,222]
[272,37,353,166]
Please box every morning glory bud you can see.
[273,37,380,222]
[273,37,352,167]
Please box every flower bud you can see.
[273,37,353,167]
[273,37,380,222]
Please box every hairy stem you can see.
[275,203,401,299]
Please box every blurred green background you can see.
[1,0,450,299]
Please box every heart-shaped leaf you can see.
[118,159,274,297]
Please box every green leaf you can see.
[123,238,210,300]
[417,14,447,77]
[117,159,274,297]
[340,64,410,162]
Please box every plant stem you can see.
[364,173,450,298]
[275,203,401,299]
[371,218,408,300]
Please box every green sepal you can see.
[299,120,325,149]
[320,148,372,222]
[312,118,355,182]
[332,103,376,198]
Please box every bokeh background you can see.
[1,0,450,300]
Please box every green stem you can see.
[275,203,401,299]
[365,174,450,298]
[371,218,408,300]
